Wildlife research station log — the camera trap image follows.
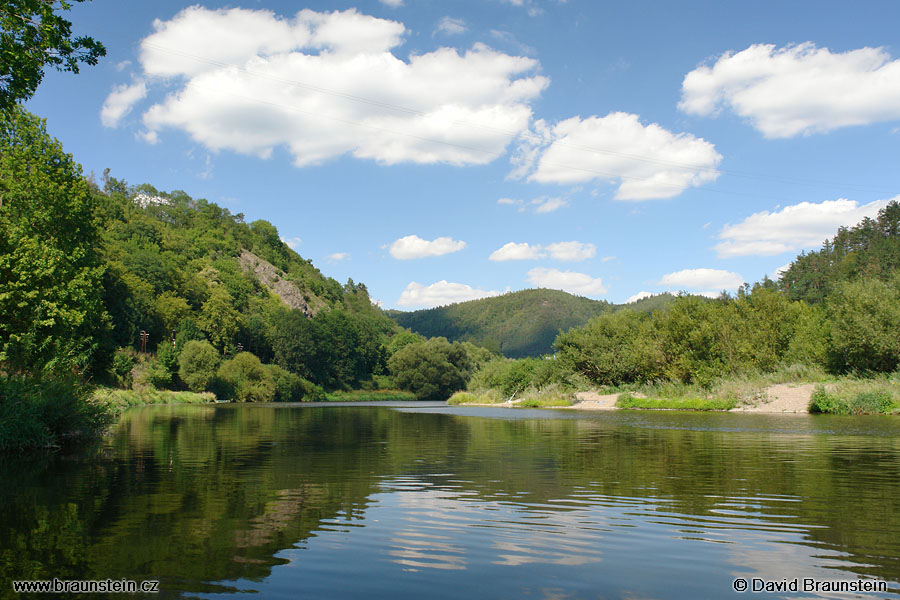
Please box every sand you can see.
[564,384,815,413]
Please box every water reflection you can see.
[1,405,899,599]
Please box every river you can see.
[2,403,899,599]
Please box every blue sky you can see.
[27,0,900,308]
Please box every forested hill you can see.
[386,289,673,358]
[780,200,900,303]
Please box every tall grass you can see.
[0,377,112,452]
[323,390,418,402]
[90,387,216,414]
[616,392,736,411]
[809,380,900,415]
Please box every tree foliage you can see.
[178,340,220,393]
[0,107,107,375]
[0,0,106,110]
[388,338,473,400]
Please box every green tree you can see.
[198,286,243,354]
[177,340,220,392]
[215,352,275,402]
[827,275,900,372]
[388,338,470,400]
[555,310,663,386]
[1,0,106,110]
[0,107,108,375]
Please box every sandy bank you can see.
[563,384,815,413]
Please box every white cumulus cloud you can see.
[397,280,501,307]
[497,196,568,213]
[435,17,467,36]
[327,252,350,261]
[514,112,721,200]
[101,80,147,127]
[545,241,596,261]
[389,235,466,259]
[714,198,893,257]
[490,242,545,261]
[526,267,607,296]
[659,268,744,295]
[111,7,548,167]
[680,42,900,138]
[281,236,302,249]
[489,241,595,261]
[625,291,653,304]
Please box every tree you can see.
[1,0,106,110]
[198,286,243,354]
[827,275,900,372]
[177,340,220,392]
[215,352,275,402]
[388,338,470,400]
[0,107,108,375]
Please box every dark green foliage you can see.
[780,200,900,303]
[388,338,472,400]
[0,0,106,110]
[264,364,323,402]
[0,375,108,451]
[0,108,108,376]
[178,340,220,392]
[556,310,663,386]
[826,275,900,372]
[808,386,896,415]
[388,289,616,358]
[214,352,275,402]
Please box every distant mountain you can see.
[386,289,673,358]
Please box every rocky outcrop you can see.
[239,250,314,317]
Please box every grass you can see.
[90,387,216,415]
[447,389,503,405]
[1,377,112,452]
[808,378,900,415]
[323,389,418,402]
[448,386,575,408]
[616,392,736,411]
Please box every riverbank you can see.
[451,372,900,415]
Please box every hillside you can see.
[779,200,900,303]
[386,289,673,358]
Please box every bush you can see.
[264,363,324,402]
[215,352,275,402]
[0,376,111,451]
[178,340,220,392]
[809,384,899,415]
[111,347,137,388]
[388,337,470,400]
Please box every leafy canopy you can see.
[1,0,105,110]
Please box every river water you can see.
[2,403,900,599]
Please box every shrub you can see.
[388,338,470,400]
[216,352,275,402]
[111,347,137,388]
[0,376,110,451]
[178,340,220,392]
[808,386,848,414]
[264,363,324,402]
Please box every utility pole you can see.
[139,330,149,353]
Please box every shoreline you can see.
[456,383,817,414]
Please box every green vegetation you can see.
[388,288,673,358]
[387,338,493,400]
[0,0,105,110]
[616,393,736,411]
[0,376,109,451]
[447,389,503,405]
[90,388,215,412]
[323,390,417,402]
[808,380,900,415]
